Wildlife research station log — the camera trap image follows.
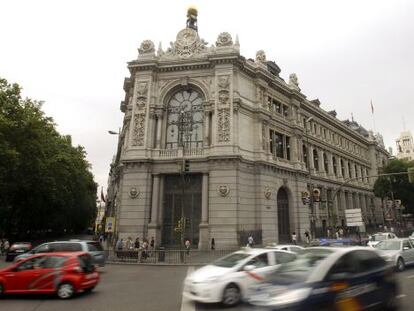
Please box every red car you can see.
[0,252,99,299]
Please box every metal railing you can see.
[105,249,236,265]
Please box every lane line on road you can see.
[180,266,196,311]
[396,294,406,299]
[407,275,414,279]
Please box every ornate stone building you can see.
[107,11,389,249]
[396,130,414,161]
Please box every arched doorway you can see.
[277,187,290,243]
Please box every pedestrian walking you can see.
[150,237,155,249]
[247,235,254,248]
[185,239,191,255]
[291,232,297,245]
[3,239,10,253]
[142,240,149,259]
[116,238,124,250]
[304,231,310,244]
[135,237,140,249]
[211,238,215,250]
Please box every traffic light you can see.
[312,188,321,202]
[408,167,414,184]
[184,160,190,173]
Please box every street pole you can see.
[304,117,316,238]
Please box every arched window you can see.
[166,89,204,149]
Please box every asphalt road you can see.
[1,259,414,311]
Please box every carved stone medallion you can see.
[217,185,230,197]
[138,40,155,55]
[164,28,208,59]
[216,32,233,47]
[264,187,272,200]
[129,187,139,199]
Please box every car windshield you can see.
[372,234,387,241]
[266,249,333,283]
[213,252,250,268]
[376,240,401,250]
[87,242,103,251]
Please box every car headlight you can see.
[200,276,220,283]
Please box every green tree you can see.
[0,78,97,239]
[373,159,414,214]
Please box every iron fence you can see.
[105,248,237,265]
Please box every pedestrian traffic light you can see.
[408,167,414,183]
[184,160,190,173]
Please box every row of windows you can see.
[303,118,367,159]
[303,145,370,182]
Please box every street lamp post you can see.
[177,109,194,251]
[304,117,316,238]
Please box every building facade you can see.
[107,12,389,249]
[396,130,414,161]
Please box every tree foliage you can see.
[0,78,97,239]
[373,159,414,214]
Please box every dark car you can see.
[247,247,399,310]
[5,242,33,262]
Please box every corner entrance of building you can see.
[277,187,290,243]
[161,174,202,247]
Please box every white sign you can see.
[345,209,363,226]
[346,222,364,227]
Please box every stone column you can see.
[148,174,161,244]
[290,135,299,167]
[155,112,163,149]
[204,110,210,146]
[318,149,325,176]
[199,173,209,250]
[309,145,315,173]
[337,157,343,180]
[327,152,334,178]
[343,159,350,179]
[340,190,347,222]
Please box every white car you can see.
[367,232,398,247]
[266,244,304,253]
[182,248,296,306]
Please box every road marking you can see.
[180,266,196,311]
[396,294,406,299]
[407,275,414,279]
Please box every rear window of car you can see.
[10,244,31,250]
[50,243,82,252]
[77,254,95,273]
[87,242,103,251]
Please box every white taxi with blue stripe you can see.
[182,247,296,307]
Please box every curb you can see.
[106,261,204,267]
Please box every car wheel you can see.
[222,283,241,307]
[57,282,75,299]
[396,258,405,272]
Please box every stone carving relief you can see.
[138,40,155,55]
[216,32,233,47]
[256,50,266,63]
[216,75,231,143]
[217,185,230,197]
[264,187,272,200]
[129,187,140,199]
[262,122,267,150]
[163,28,209,59]
[132,113,145,146]
[288,73,300,91]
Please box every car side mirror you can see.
[243,265,256,272]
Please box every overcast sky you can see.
[1,0,413,193]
